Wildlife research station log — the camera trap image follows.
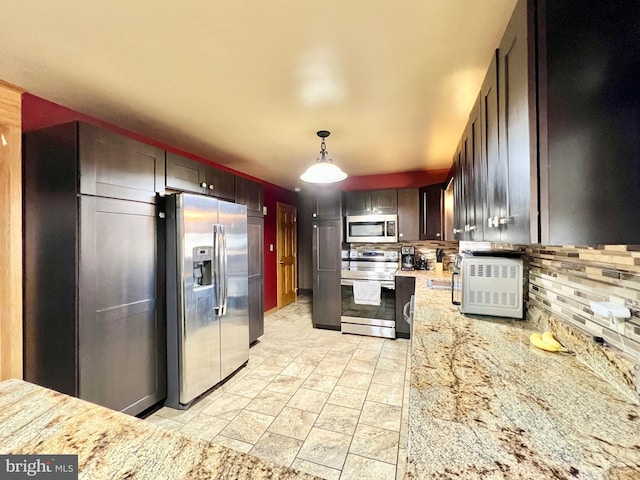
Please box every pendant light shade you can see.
[300,130,347,184]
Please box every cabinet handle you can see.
[208,184,215,191]
[499,217,513,225]
[468,225,476,232]
[453,228,462,235]
[312,213,317,218]
[436,233,441,237]
[200,182,207,188]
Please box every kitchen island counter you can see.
[0,379,317,480]
[405,271,640,479]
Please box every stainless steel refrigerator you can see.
[165,192,249,409]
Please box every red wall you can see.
[22,93,292,311]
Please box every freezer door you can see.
[178,193,221,404]
[217,200,250,379]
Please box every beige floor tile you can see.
[145,415,182,431]
[349,424,399,464]
[376,356,406,372]
[351,348,381,362]
[268,406,318,441]
[329,342,359,354]
[356,337,385,352]
[313,360,347,377]
[287,388,330,414]
[326,352,354,366]
[314,404,361,435]
[151,399,210,424]
[219,410,274,444]
[261,353,298,367]
[345,358,376,374]
[177,414,229,442]
[201,392,251,420]
[340,454,396,480]
[294,352,326,366]
[223,376,269,399]
[211,434,253,453]
[302,372,339,393]
[281,361,316,379]
[359,401,402,432]
[366,383,404,407]
[244,363,284,381]
[250,431,303,467]
[245,390,291,416]
[290,459,341,480]
[296,427,351,470]
[327,386,367,410]
[371,368,405,387]
[264,374,306,395]
[337,370,373,390]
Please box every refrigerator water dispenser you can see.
[192,246,212,287]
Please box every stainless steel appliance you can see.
[346,215,398,243]
[416,254,428,270]
[165,193,249,409]
[452,251,523,318]
[401,246,415,271]
[341,249,398,338]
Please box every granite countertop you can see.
[405,271,640,479]
[0,379,318,480]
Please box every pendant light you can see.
[300,130,347,183]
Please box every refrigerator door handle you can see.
[213,224,228,316]
[220,229,228,315]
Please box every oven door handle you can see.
[451,271,460,305]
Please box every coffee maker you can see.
[401,246,415,271]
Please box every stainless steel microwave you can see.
[346,215,398,243]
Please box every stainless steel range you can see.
[341,249,398,338]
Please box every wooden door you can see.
[277,203,297,308]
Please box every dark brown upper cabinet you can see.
[397,188,419,241]
[345,189,397,216]
[166,152,235,201]
[235,176,264,217]
[310,188,343,220]
[78,122,165,204]
[419,184,444,241]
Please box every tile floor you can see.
[146,295,411,480]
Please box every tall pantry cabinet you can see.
[23,121,166,416]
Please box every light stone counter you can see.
[0,379,318,480]
[404,271,640,479]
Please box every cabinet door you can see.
[248,216,264,343]
[498,0,534,243]
[79,197,165,415]
[166,152,208,194]
[395,276,415,339]
[481,51,502,242]
[312,219,342,329]
[79,123,165,203]
[420,184,444,240]
[371,189,398,214]
[452,148,464,240]
[235,176,264,217]
[314,189,343,219]
[206,167,235,201]
[468,95,483,241]
[345,191,372,215]
[397,188,419,241]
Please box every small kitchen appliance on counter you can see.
[416,254,428,270]
[452,250,523,319]
[401,246,415,271]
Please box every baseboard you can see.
[264,306,278,317]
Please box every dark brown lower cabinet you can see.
[24,195,166,416]
[247,216,265,343]
[312,219,342,330]
[395,276,416,339]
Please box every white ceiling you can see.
[0,0,516,190]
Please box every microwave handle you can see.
[451,271,460,305]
